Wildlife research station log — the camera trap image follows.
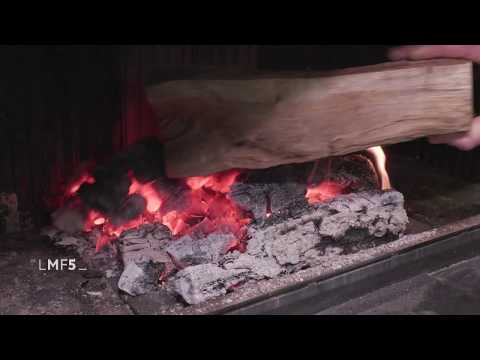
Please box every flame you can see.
[366,146,391,190]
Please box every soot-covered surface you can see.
[0,232,132,315]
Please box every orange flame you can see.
[366,146,391,190]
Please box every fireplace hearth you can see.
[2,45,480,315]
[29,147,480,315]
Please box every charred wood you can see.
[173,190,408,304]
[118,223,172,265]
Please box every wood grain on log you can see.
[146,60,473,178]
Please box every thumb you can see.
[429,117,480,151]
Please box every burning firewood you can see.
[229,154,379,222]
[172,190,408,305]
[146,59,473,178]
[45,133,409,307]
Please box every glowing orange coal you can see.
[366,146,391,190]
[68,172,95,196]
[93,217,105,225]
[64,149,391,253]
[128,176,162,213]
[186,170,241,194]
[305,180,349,204]
[161,211,186,236]
[84,209,105,231]
[305,146,391,205]
[161,170,249,239]
[77,169,249,252]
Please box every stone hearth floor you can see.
[0,232,132,315]
[3,231,480,315]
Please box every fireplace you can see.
[2,45,480,315]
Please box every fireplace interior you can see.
[2,45,480,315]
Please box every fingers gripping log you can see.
[146,60,473,178]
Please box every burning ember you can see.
[64,167,250,251]
[306,180,350,204]
[68,173,95,196]
[305,146,391,204]
[128,175,162,213]
[58,143,391,252]
[186,171,240,193]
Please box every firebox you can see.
[2,45,480,315]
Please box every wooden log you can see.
[146,60,473,178]
[229,154,378,221]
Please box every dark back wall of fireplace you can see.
[0,46,124,216]
[0,45,478,222]
[0,45,259,219]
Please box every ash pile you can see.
[44,140,408,307]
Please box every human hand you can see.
[388,45,480,150]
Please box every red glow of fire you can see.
[161,211,186,236]
[305,146,391,205]
[186,170,241,193]
[305,180,350,204]
[84,209,106,232]
[80,169,250,252]
[128,177,162,213]
[69,149,391,252]
[94,217,105,225]
[68,173,95,196]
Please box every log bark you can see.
[146,60,473,178]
